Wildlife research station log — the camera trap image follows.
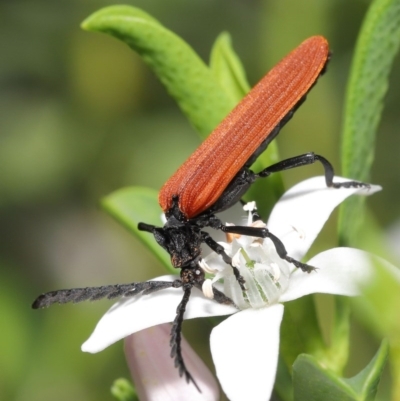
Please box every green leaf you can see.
[327,297,351,374]
[294,355,357,401]
[344,340,389,401]
[280,296,325,370]
[339,0,400,245]
[274,356,294,401]
[101,187,173,272]
[280,296,351,377]
[111,378,138,401]
[352,256,400,397]
[81,5,235,137]
[293,341,388,401]
[353,256,400,343]
[390,344,400,400]
[210,32,250,103]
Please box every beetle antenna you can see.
[32,280,177,309]
[170,286,201,392]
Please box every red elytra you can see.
[158,35,329,219]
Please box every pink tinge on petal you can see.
[210,305,284,401]
[125,323,219,401]
[267,176,381,261]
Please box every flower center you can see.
[201,203,292,310]
[222,239,291,310]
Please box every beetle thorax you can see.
[153,217,202,268]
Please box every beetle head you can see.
[153,223,201,268]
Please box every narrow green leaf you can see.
[390,343,400,400]
[293,341,388,401]
[344,340,389,401]
[82,5,235,137]
[101,187,173,272]
[210,32,250,103]
[339,0,400,245]
[353,256,400,344]
[111,378,138,401]
[352,256,400,398]
[274,356,294,401]
[281,296,351,377]
[293,354,357,401]
[280,296,325,370]
[328,297,351,374]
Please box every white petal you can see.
[279,248,377,302]
[125,324,219,401]
[210,304,284,401]
[82,275,237,353]
[267,176,381,260]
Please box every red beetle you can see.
[33,36,365,389]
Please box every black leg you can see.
[201,231,246,291]
[138,222,156,232]
[256,152,368,189]
[32,280,181,309]
[170,286,201,392]
[219,224,316,273]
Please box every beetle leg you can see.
[170,285,201,392]
[201,231,246,290]
[256,152,368,189]
[220,224,316,273]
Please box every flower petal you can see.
[267,176,381,260]
[82,275,237,353]
[279,247,377,302]
[125,324,219,401]
[210,304,284,401]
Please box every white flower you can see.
[81,176,391,401]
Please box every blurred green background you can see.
[1,0,399,400]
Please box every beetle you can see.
[32,36,366,390]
